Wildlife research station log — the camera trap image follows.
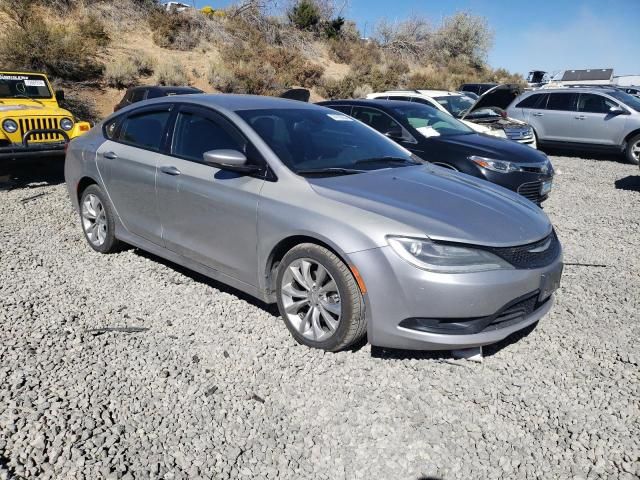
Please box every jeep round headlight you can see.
[60,118,74,131]
[2,119,18,133]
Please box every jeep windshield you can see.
[390,103,473,138]
[0,74,53,100]
[237,108,420,176]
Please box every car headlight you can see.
[469,155,520,173]
[2,119,18,133]
[60,118,74,131]
[387,236,514,273]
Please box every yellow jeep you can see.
[0,71,91,160]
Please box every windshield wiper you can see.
[15,93,44,106]
[355,156,420,166]
[296,167,367,176]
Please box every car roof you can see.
[318,99,425,109]
[142,93,320,111]
[528,87,620,94]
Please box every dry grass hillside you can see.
[0,0,525,123]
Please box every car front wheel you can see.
[276,243,366,352]
[79,184,120,253]
[625,134,640,165]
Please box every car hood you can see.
[432,133,546,163]
[463,84,523,118]
[0,101,69,116]
[308,165,551,247]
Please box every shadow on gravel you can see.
[0,157,66,190]
[133,249,280,317]
[614,175,640,192]
[538,146,623,163]
[371,322,539,362]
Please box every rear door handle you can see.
[532,112,544,117]
[103,151,118,159]
[160,166,181,176]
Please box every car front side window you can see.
[352,106,403,135]
[578,93,618,114]
[171,109,247,163]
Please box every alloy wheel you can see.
[81,193,108,247]
[280,258,342,342]
[632,140,640,162]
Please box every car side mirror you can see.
[384,127,405,140]
[202,149,262,174]
[609,106,627,115]
[55,90,65,102]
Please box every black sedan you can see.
[317,99,554,204]
[113,86,203,112]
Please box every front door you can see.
[574,93,628,146]
[156,105,266,286]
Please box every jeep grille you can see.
[18,117,64,142]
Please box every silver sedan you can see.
[65,95,563,352]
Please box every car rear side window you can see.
[546,93,578,111]
[352,106,402,134]
[577,93,618,114]
[171,110,246,162]
[119,110,170,151]
[516,94,544,109]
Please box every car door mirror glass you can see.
[202,149,261,173]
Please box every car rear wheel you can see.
[625,134,640,165]
[80,184,120,253]
[276,243,366,352]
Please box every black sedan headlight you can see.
[60,118,74,131]
[2,119,18,133]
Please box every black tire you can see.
[79,184,121,254]
[624,134,640,165]
[276,243,366,352]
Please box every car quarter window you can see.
[171,109,247,162]
[351,106,402,134]
[577,93,618,114]
[130,89,146,102]
[546,93,578,111]
[118,109,171,151]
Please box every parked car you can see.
[318,99,553,204]
[65,95,563,352]
[367,86,537,148]
[460,83,498,96]
[113,86,203,112]
[506,87,640,164]
[0,70,91,161]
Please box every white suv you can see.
[367,88,537,148]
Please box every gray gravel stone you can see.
[0,155,638,479]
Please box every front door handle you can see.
[103,151,118,159]
[532,112,544,117]
[574,115,586,120]
[160,166,181,176]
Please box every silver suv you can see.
[506,87,640,164]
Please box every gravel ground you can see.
[0,155,639,480]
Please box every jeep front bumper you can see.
[0,129,69,161]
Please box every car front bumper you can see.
[0,129,69,161]
[348,244,562,351]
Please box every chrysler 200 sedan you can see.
[65,95,563,352]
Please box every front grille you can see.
[484,294,541,331]
[517,180,543,203]
[18,117,63,142]
[504,126,533,141]
[483,230,561,269]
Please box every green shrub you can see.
[288,0,321,31]
[77,14,110,47]
[155,62,188,86]
[130,51,155,76]
[104,58,139,88]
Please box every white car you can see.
[366,87,537,148]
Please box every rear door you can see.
[574,93,628,145]
[96,105,173,244]
[156,104,266,285]
[536,92,580,142]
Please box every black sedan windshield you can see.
[390,103,473,137]
[0,74,52,99]
[238,108,418,174]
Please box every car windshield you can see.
[0,73,52,99]
[237,108,420,175]
[606,89,640,112]
[433,95,475,118]
[390,103,473,137]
